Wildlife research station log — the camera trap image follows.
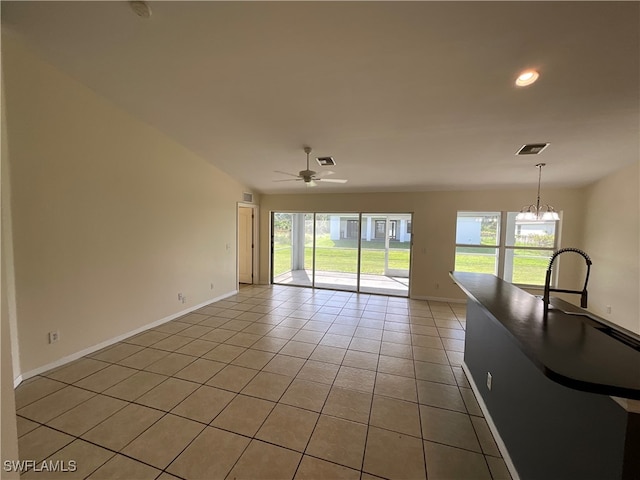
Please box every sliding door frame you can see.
[271,210,412,297]
[356,213,363,292]
[311,213,317,288]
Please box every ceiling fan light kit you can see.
[274,146,348,187]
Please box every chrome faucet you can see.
[543,248,592,310]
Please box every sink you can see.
[562,311,640,352]
[536,295,640,351]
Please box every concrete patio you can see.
[274,270,409,297]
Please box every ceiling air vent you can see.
[316,156,336,166]
[242,192,254,203]
[516,143,549,155]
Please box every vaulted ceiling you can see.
[2,1,638,193]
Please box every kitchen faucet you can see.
[543,247,592,311]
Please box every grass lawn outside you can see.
[315,237,410,250]
[273,245,410,277]
[454,251,551,285]
[510,254,552,285]
[274,237,550,286]
[273,246,293,278]
[314,247,409,274]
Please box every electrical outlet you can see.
[182,296,187,304]
[178,293,183,301]
[210,283,214,290]
[48,331,60,344]
[606,305,612,314]
[435,282,440,290]
[486,372,493,391]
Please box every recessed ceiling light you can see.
[515,69,539,87]
[129,1,152,18]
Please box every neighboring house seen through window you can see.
[454,211,559,287]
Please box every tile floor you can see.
[14,284,512,480]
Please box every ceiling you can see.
[2,1,638,194]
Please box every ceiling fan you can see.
[274,147,348,187]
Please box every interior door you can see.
[238,206,253,284]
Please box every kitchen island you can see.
[450,272,639,480]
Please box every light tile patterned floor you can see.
[14,284,513,480]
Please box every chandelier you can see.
[516,163,560,221]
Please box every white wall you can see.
[581,161,639,333]
[260,189,586,301]
[3,36,252,375]
[261,168,640,334]
[1,60,19,480]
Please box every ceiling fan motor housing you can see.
[272,146,346,186]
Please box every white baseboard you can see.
[410,295,466,303]
[462,362,520,480]
[16,290,238,386]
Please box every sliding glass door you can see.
[271,212,314,287]
[272,212,412,296]
[359,214,411,295]
[313,214,360,291]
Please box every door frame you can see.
[237,203,259,286]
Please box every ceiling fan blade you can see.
[316,178,348,183]
[273,170,300,178]
[273,178,302,182]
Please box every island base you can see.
[464,299,639,479]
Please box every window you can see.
[455,211,559,286]
[407,221,412,234]
[504,212,557,285]
[375,220,386,239]
[454,212,500,276]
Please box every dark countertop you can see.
[450,272,640,400]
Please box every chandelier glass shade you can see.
[516,163,560,221]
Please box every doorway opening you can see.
[271,212,412,296]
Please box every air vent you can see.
[316,156,336,166]
[242,192,254,203]
[516,143,549,155]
